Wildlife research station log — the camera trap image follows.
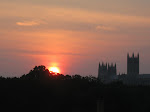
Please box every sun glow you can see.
[49,67,60,74]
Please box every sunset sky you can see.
[0,0,150,77]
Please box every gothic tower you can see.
[127,53,139,75]
[98,62,107,80]
[108,63,117,76]
[98,62,117,81]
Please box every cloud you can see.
[96,25,117,31]
[1,2,150,33]
[22,50,81,56]
[0,48,81,56]
[16,20,46,26]
[2,2,150,25]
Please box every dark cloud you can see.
[0,49,81,56]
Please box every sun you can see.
[49,67,60,74]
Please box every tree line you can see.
[0,65,150,112]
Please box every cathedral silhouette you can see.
[127,53,139,75]
[98,53,150,85]
[98,63,117,82]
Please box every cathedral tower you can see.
[98,62,117,81]
[108,63,117,76]
[98,62,107,80]
[127,53,139,75]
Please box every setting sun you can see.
[49,67,60,74]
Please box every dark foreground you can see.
[0,79,150,112]
[0,65,150,112]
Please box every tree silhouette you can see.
[21,65,50,80]
[1,65,150,112]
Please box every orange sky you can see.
[0,0,150,77]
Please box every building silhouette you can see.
[98,53,150,85]
[98,62,117,82]
[127,53,139,75]
[108,63,117,76]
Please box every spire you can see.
[98,62,100,79]
[138,53,139,58]
[127,53,129,62]
[132,53,134,58]
[127,53,129,58]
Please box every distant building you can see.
[98,62,117,83]
[127,53,139,75]
[98,53,150,85]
